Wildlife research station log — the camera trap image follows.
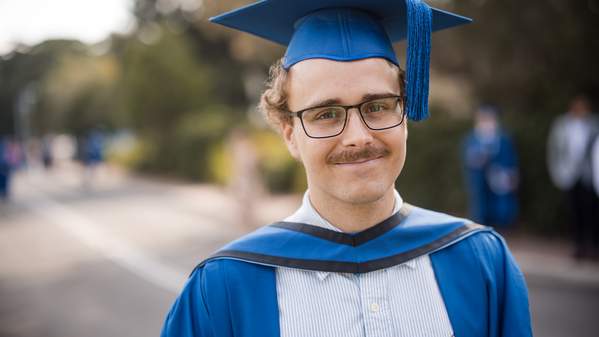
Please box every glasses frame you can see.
[288,94,406,139]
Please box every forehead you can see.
[286,58,400,109]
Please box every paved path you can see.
[0,164,597,337]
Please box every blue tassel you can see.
[406,0,432,121]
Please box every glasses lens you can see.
[301,106,347,138]
[360,97,404,129]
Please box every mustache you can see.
[326,144,390,164]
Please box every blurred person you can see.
[0,137,10,201]
[228,128,261,228]
[593,135,599,258]
[594,134,599,197]
[6,138,25,171]
[81,129,105,189]
[41,135,54,169]
[0,137,22,202]
[8,138,27,170]
[161,1,532,337]
[463,105,519,228]
[547,94,599,260]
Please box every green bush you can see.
[252,130,306,194]
[396,110,471,216]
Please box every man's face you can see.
[282,58,407,205]
[475,111,498,136]
[569,97,591,117]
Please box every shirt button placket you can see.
[358,270,392,336]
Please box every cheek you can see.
[296,139,335,173]
[398,140,408,172]
[396,129,407,154]
[386,129,408,171]
[287,122,309,160]
[396,145,407,173]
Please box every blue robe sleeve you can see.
[161,267,215,337]
[432,231,532,337]
[161,259,279,337]
[161,263,243,337]
[470,232,533,337]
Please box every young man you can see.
[161,1,533,336]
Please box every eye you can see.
[364,102,388,113]
[314,108,342,121]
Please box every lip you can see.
[334,155,383,166]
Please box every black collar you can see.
[269,203,412,247]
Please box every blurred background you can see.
[0,0,598,336]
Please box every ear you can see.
[282,122,300,160]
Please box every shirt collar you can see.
[315,259,417,281]
[285,189,404,232]
[285,189,414,281]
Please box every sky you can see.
[0,0,134,55]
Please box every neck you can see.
[308,187,396,233]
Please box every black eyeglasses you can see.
[288,95,406,139]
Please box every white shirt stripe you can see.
[276,190,454,337]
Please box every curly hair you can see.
[259,58,406,132]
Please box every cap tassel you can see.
[405,0,432,121]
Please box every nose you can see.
[340,108,374,147]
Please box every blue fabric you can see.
[84,131,104,165]
[161,207,532,337]
[162,260,279,337]
[0,140,9,174]
[0,140,10,199]
[463,130,519,226]
[209,1,471,46]
[405,0,431,121]
[203,206,473,265]
[283,9,398,69]
[431,231,532,337]
[209,0,471,121]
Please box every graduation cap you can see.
[210,0,471,121]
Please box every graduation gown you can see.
[161,204,532,337]
[463,130,519,227]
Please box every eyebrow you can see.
[303,92,399,109]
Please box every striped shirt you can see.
[276,191,454,337]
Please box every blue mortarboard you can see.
[210,0,471,121]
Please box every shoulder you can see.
[431,222,515,281]
[463,230,510,269]
[463,131,475,141]
[184,258,275,322]
[592,115,599,131]
[193,257,274,287]
[404,204,474,228]
[552,114,569,126]
[498,129,515,143]
[406,205,509,263]
[408,205,507,260]
[462,132,478,146]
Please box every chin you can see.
[332,180,391,205]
